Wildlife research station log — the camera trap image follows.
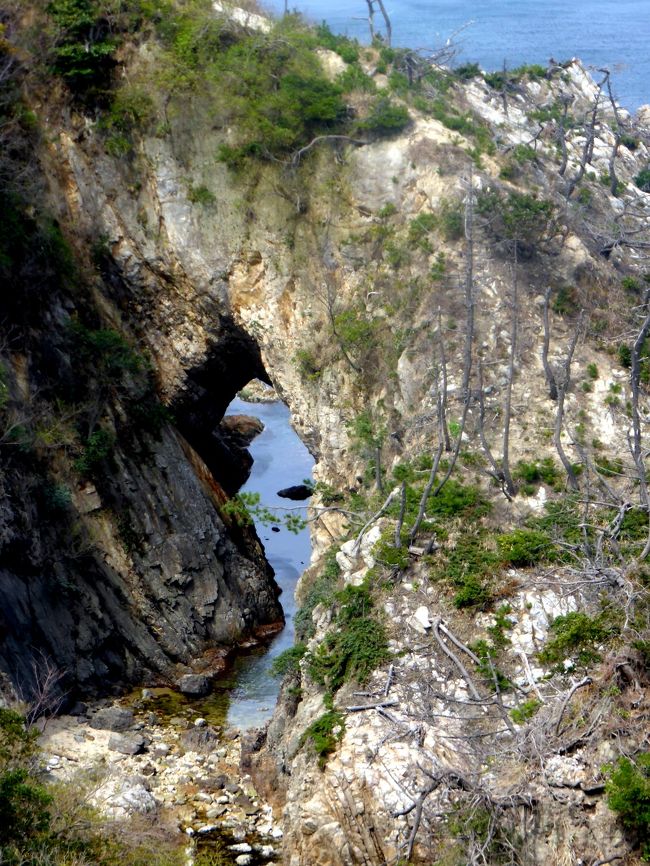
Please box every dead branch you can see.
[290,135,367,167]
[553,312,585,490]
[431,618,481,701]
[554,675,592,736]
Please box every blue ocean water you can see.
[262,0,649,110]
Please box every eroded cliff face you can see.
[3,12,650,861]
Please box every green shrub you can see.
[294,547,340,640]
[594,455,624,477]
[271,643,307,677]
[538,611,618,669]
[408,212,437,247]
[47,0,117,95]
[359,96,410,134]
[586,362,599,380]
[427,479,488,517]
[294,348,322,381]
[315,22,359,63]
[74,427,115,475]
[510,698,541,724]
[497,528,553,566]
[618,343,632,368]
[454,62,481,80]
[187,184,215,206]
[622,276,641,294]
[514,457,560,493]
[605,753,650,857]
[0,709,52,854]
[308,585,390,690]
[300,708,345,768]
[634,168,650,192]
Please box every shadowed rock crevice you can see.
[172,316,272,494]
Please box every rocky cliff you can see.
[1,2,650,863]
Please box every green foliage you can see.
[295,547,341,640]
[496,528,554,567]
[99,84,155,152]
[478,189,554,251]
[513,457,560,494]
[0,709,52,857]
[634,168,650,192]
[41,481,72,514]
[605,753,650,857]
[358,96,410,134]
[294,348,322,381]
[586,362,599,379]
[510,698,541,724]
[408,212,437,248]
[454,62,481,80]
[430,531,497,609]
[538,611,618,669]
[618,343,632,368]
[438,200,464,241]
[469,639,511,691]
[428,479,488,517]
[622,276,642,294]
[47,0,117,95]
[512,143,536,163]
[378,202,397,218]
[315,22,359,63]
[333,308,378,358]
[70,321,142,377]
[187,184,215,206]
[300,708,345,768]
[271,643,307,677]
[74,427,115,475]
[594,455,624,477]
[338,63,376,93]
[308,585,390,690]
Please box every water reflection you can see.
[223,395,314,729]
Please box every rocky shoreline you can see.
[39,695,282,866]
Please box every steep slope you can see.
[1,2,649,862]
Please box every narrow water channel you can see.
[224,394,314,730]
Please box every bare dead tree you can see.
[629,291,650,510]
[564,72,606,198]
[553,313,585,491]
[433,171,476,496]
[602,70,623,198]
[541,287,558,400]
[556,95,573,177]
[500,246,518,497]
[18,651,68,727]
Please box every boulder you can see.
[276,484,313,500]
[177,674,211,697]
[108,733,146,755]
[180,726,219,753]
[89,706,134,732]
[219,414,264,447]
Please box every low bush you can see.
[538,611,618,669]
[300,708,345,768]
[634,167,650,192]
[605,753,650,857]
[271,643,307,677]
[358,96,410,134]
[308,584,390,690]
[497,528,553,567]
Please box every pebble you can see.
[235,856,252,866]
[229,843,252,853]
[194,718,207,727]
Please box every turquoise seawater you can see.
[262,0,649,110]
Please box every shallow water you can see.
[224,397,314,729]
[263,0,650,110]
